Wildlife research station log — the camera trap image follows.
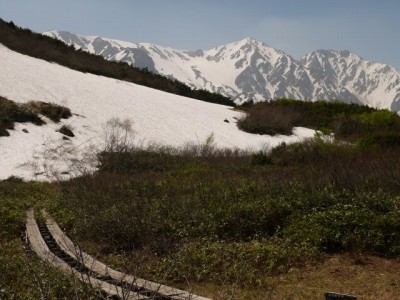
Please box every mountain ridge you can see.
[0,19,233,107]
[44,30,400,112]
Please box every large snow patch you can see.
[0,44,315,180]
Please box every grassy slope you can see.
[238,98,400,144]
[1,136,400,298]
[46,136,400,298]
[2,99,400,298]
[0,19,234,107]
[1,19,400,298]
[196,254,400,299]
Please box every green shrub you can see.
[54,141,400,258]
[251,151,272,165]
[98,150,190,174]
[283,190,400,256]
[237,103,299,135]
[334,110,400,137]
[237,98,400,141]
[267,137,353,166]
[358,133,400,149]
[211,199,291,241]
[152,240,320,286]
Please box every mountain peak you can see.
[237,37,263,48]
[243,36,257,43]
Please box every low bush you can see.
[0,96,44,136]
[25,101,72,122]
[238,104,299,135]
[98,150,191,174]
[358,132,400,149]
[268,137,353,166]
[0,97,73,136]
[153,240,320,286]
[284,190,400,256]
[251,151,272,166]
[49,139,400,285]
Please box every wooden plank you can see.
[42,210,212,300]
[325,292,357,300]
[26,209,148,300]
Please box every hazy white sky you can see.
[1,0,399,68]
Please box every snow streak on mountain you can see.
[44,31,400,111]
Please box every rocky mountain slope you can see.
[44,31,400,111]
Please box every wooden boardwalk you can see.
[26,209,211,300]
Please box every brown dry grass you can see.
[194,254,400,299]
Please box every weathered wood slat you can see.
[42,210,211,300]
[26,209,149,300]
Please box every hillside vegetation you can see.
[0,19,234,106]
[1,22,400,297]
[238,99,400,145]
[2,133,400,298]
[1,100,400,298]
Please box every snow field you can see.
[0,44,315,180]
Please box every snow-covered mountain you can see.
[0,43,314,180]
[44,31,400,111]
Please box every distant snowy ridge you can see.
[44,31,400,112]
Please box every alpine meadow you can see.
[1,14,400,300]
